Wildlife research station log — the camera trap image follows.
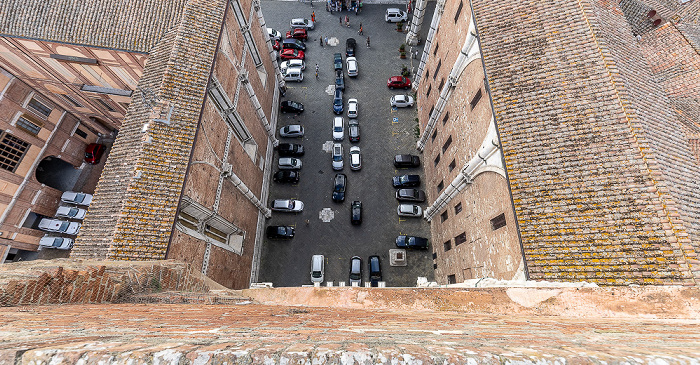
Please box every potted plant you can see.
[401,65,410,77]
[400,51,406,59]
[397,22,404,32]
[399,43,406,52]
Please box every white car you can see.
[347,99,358,118]
[271,199,304,213]
[332,143,343,170]
[38,218,81,235]
[280,125,305,138]
[283,67,304,82]
[55,206,87,220]
[278,157,302,170]
[290,18,314,30]
[346,57,358,77]
[280,59,306,73]
[311,255,325,283]
[385,8,408,23]
[390,94,414,108]
[39,236,74,250]
[60,191,93,206]
[397,203,423,217]
[332,116,344,141]
[349,146,361,171]
[267,28,282,41]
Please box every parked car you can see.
[266,225,295,239]
[286,28,308,40]
[290,18,315,30]
[273,170,300,183]
[277,143,304,156]
[385,8,408,22]
[368,255,381,287]
[279,124,304,138]
[346,57,358,77]
[335,70,345,90]
[311,255,325,283]
[280,48,305,60]
[61,191,93,206]
[39,236,74,250]
[271,199,304,213]
[349,146,361,170]
[351,200,362,225]
[390,94,414,107]
[282,38,306,51]
[395,188,426,202]
[333,88,344,114]
[349,256,362,286]
[281,100,304,113]
[332,116,344,141]
[267,28,282,41]
[278,157,302,170]
[347,98,358,118]
[387,76,412,89]
[84,143,106,164]
[332,143,343,170]
[280,59,306,73]
[55,206,87,220]
[38,218,81,235]
[348,119,360,143]
[346,38,356,57]
[397,203,422,217]
[283,67,304,82]
[333,53,343,71]
[392,174,421,188]
[332,173,347,202]
[272,40,281,51]
[395,235,429,249]
[394,154,420,168]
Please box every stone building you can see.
[411,0,700,285]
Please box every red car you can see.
[286,28,308,41]
[84,143,106,164]
[272,40,280,51]
[280,49,305,60]
[387,76,412,89]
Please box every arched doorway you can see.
[35,156,81,191]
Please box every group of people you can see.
[326,0,362,13]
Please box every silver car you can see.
[332,143,343,170]
[280,124,305,138]
[271,199,304,213]
[55,206,87,220]
[349,256,362,286]
[390,94,414,108]
[60,191,93,206]
[311,255,325,283]
[38,218,81,235]
[39,236,74,250]
[397,204,423,217]
[278,157,302,170]
[333,116,344,141]
[290,18,315,30]
[349,146,361,171]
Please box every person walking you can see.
[358,23,363,35]
[324,36,328,46]
[320,36,324,47]
[311,11,316,22]
[339,16,342,25]
[366,36,370,48]
[315,63,319,78]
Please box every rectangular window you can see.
[94,98,116,112]
[470,89,483,110]
[0,133,30,172]
[432,252,437,259]
[447,274,456,284]
[434,154,440,166]
[81,84,133,97]
[448,159,456,172]
[425,70,429,80]
[454,202,462,215]
[437,180,444,193]
[440,211,448,222]
[16,115,42,136]
[431,129,438,142]
[75,128,88,139]
[443,240,452,252]
[209,77,253,143]
[454,232,467,245]
[59,94,83,108]
[439,78,445,90]
[433,43,439,56]
[426,85,432,97]
[428,106,435,118]
[442,136,452,153]
[491,213,507,230]
[27,97,52,118]
[442,112,449,125]
[455,1,464,23]
[433,263,438,269]
[50,54,98,65]
[204,224,229,244]
[177,211,199,231]
[434,60,442,78]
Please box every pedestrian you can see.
[311,11,315,22]
[339,16,342,25]
[366,36,370,48]
[355,5,358,15]
[358,23,363,35]
[320,36,324,46]
[324,36,328,45]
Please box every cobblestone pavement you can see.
[259,0,436,287]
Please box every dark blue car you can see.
[333,88,343,114]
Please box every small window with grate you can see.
[443,240,452,252]
[437,180,444,193]
[491,213,507,230]
[426,84,432,97]
[434,154,441,166]
[0,133,30,172]
[439,78,445,90]
[447,274,457,284]
[454,1,463,22]
[433,263,438,269]
[59,94,83,108]
[470,89,482,110]
[94,98,116,112]
[433,43,439,56]
[454,232,467,245]
[454,202,462,215]
[27,97,52,118]
[425,69,429,80]
[442,112,449,125]
[448,159,456,172]
[442,135,452,153]
[440,211,448,222]
[434,60,442,79]
[16,115,42,136]
[75,128,88,139]
[431,129,438,142]
[429,105,435,118]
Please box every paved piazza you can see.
[259,0,436,287]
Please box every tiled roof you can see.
[472,0,700,285]
[0,0,187,52]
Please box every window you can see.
[426,85,432,97]
[177,196,245,254]
[434,60,441,78]
[470,89,482,110]
[177,211,199,231]
[50,54,98,65]
[437,180,444,193]
[443,240,452,252]
[439,78,445,90]
[27,97,52,118]
[447,274,457,284]
[428,106,435,118]
[81,85,132,97]
[434,154,440,166]
[491,213,507,230]
[209,77,253,143]
[425,70,429,80]
[433,263,438,269]
[75,128,88,139]
[448,159,456,172]
[442,112,449,125]
[440,211,448,222]
[454,202,462,215]
[454,232,467,245]
[59,94,83,108]
[442,136,452,153]
[454,1,463,23]
[0,133,30,172]
[204,224,229,244]
[16,115,42,136]
[431,129,438,142]
[432,252,437,259]
[94,98,116,112]
[433,43,439,56]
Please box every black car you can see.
[335,70,345,90]
[266,225,295,239]
[277,143,304,157]
[273,170,300,183]
[395,235,429,249]
[282,38,306,51]
[351,200,362,225]
[368,255,381,286]
[333,88,344,114]
[333,53,343,71]
[332,173,347,202]
[346,38,356,57]
[393,154,420,168]
[348,119,360,143]
[281,100,304,113]
[392,174,420,188]
[395,188,426,202]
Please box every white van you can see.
[385,8,408,23]
[311,255,325,283]
[284,67,304,82]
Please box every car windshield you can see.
[59,222,70,231]
[74,193,85,203]
[400,176,409,183]
[312,271,322,278]
[350,272,360,280]
[68,207,79,217]
[276,227,286,235]
[333,155,342,161]
[51,238,62,247]
[334,99,342,106]
[334,126,342,132]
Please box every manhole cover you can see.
[389,249,407,266]
[327,37,340,46]
[325,85,336,95]
[322,141,334,152]
[319,208,335,222]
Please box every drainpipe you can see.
[224,169,272,218]
[253,0,285,88]
[239,70,279,146]
[412,0,446,91]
